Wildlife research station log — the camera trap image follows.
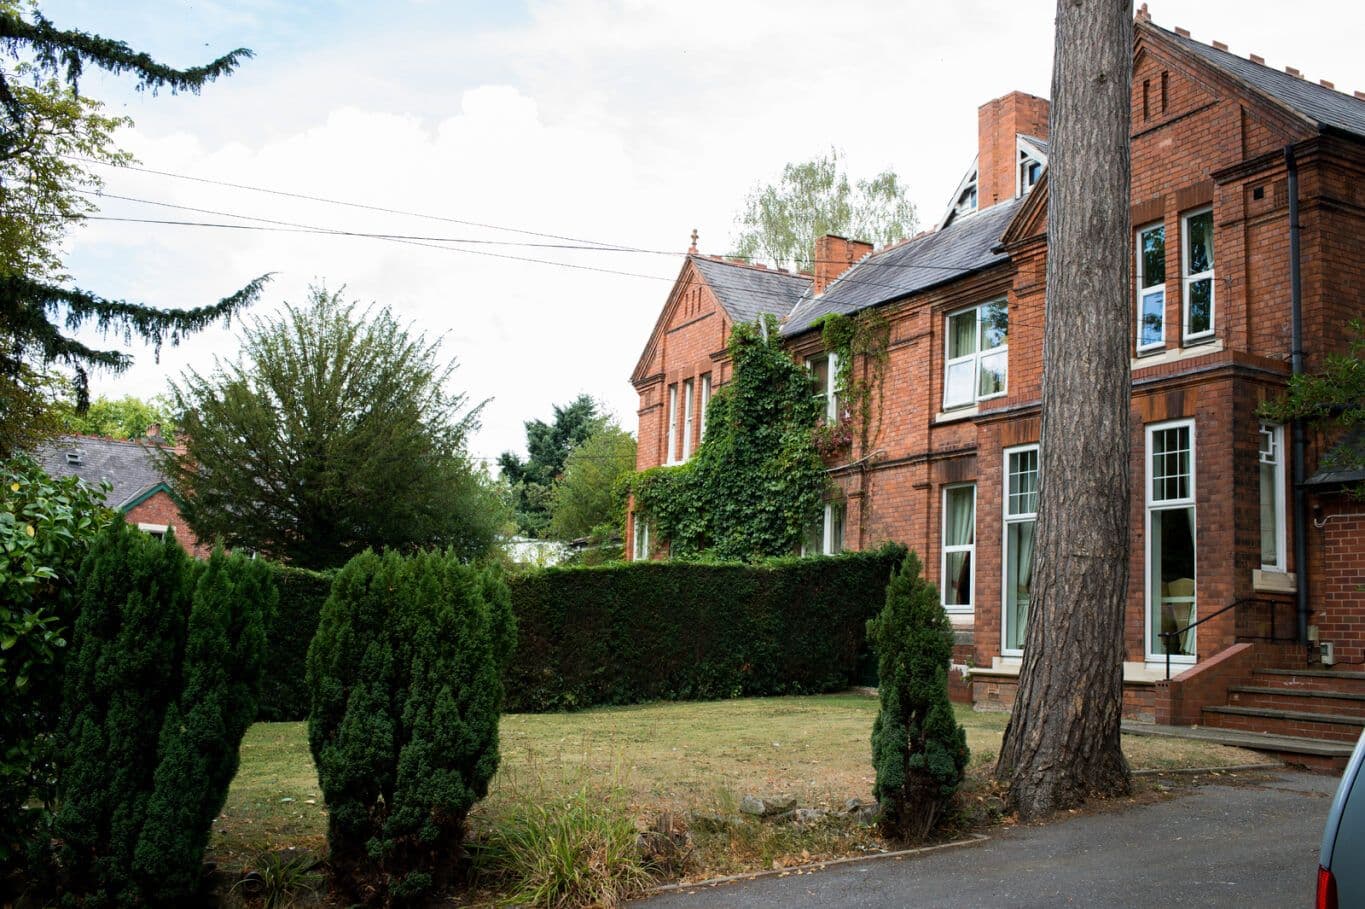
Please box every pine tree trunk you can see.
[995,0,1134,819]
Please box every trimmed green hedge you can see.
[257,564,334,721]
[504,544,906,712]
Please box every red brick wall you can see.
[1312,500,1365,666]
[977,91,1051,211]
[123,489,210,558]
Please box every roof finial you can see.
[688,228,699,254]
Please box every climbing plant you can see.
[818,310,892,455]
[632,317,827,561]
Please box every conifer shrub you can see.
[256,563,334,721]
[52,525,273,905]
[867,552,969,842]
[306,549,515,906]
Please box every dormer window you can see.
[954,171,979,217]
[1016,137,1047,197]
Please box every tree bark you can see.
[995,0,1134,820]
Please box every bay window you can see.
[1147,420,1197,660]
[1003,446,1039,654]
[942,484,976,612]
[944,300,1008,409]
[1181,208,1214,341]
[1259,422,1286,572]
[1136,223,1166,351]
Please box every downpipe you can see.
[1284,145,1311,656]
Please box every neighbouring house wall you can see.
[123,489,211,559]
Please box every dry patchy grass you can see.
[211,694,1264,881]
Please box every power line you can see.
[67,158,990,275]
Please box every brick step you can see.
[1202,705,1365,743]
[1227,686,1365,717]
[1121,720,1353,772]
[1252,668,1365,694]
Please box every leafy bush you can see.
[867,552,968,841]
[505,545,905,712]
[52,525,273,904]
[256,564,333,721]
[0,455,114,874]
[306,549,515,906]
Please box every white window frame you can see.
[1145,419,1197,663]
[943,300,1008,410]
[941,483,976,615]
[137,522,169,539]
[1180,206,1215,343]
[800,502,846,557]
[665,383,678,465]
[681,378,695,460]
[699,373,711,441]
[1136,221,1166,353]
[1001,444,1039,657]
[1015,137,1047,197]
[1259,422,1287,573]
[632,515,649,561]
[806,352,840,422]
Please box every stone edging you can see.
[1131,762,1283,776]
[646,832,990,895]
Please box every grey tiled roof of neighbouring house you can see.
[1161,26,1365,141]
[1305,429,1365,489]
[33,435,170,510]
[781,197,1023,338]
[689,255,812,326]
[1020,134,1049,156]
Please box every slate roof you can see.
[1020,134,1049,156]
[690,255,811,325]
[1305,429,1365,489]
[781,197,1023,338]
[33,435,170,510]
[1159,26,1365,140]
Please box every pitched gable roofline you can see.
[1139,19,1365,142]
[629,255,812,386]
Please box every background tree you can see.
[52,390,177,439]
[498,394,605,537]
[0,1,264,455]
[547,423,636,542]
[1261,318,1365,497]
[731,148,916,272]
[163,285,505,570]
[996,0,1133,819]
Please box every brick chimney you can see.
[813,234,873,295]
[977,91,1051,211]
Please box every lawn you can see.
[214,693,1263,883]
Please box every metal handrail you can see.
[1159,597,1264,680]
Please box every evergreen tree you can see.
[163,285,504,570]
[307,549,514,906]
[868,552,968,841]
[52,526,273,905]
[0,2,264,454]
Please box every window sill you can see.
[1253,569,1296,593]
[1130,338,1224,372]
[934,406,979,424]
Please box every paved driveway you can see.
[642,772,1336,908]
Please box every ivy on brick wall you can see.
[632,317,827,560]
[818,310,891,456]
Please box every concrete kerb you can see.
[1130,762,1283,776]
[646,833,990,896]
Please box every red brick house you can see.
[628,13,1365,757]
[35,431,211,557]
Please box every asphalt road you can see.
[641,771,1337,908]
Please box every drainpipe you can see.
[1284,145,1310,654]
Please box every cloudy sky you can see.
[40,0,1363,465]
